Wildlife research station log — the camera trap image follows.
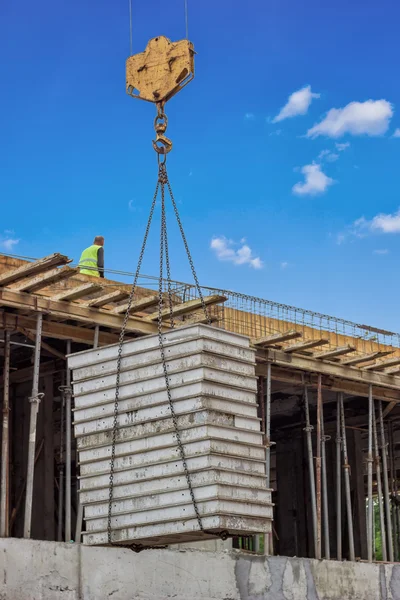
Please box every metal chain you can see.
[160,172,175,330]
[107,177,160,545]
[157,173,204,531]
[164,171,211,325]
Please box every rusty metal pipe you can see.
[304,386,318,558]
[379,401,394,561]
[340,393,355,561]
[372,400,387,561]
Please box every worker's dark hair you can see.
[94,236,104,245]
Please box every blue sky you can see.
[1,0,400,330]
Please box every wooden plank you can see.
[18,328,66,360]
[144,295,226,322]
[385,366,400,375]
[256,362,400,404]
[364,357,400,371]
[12,266,78,293]
[314,345,356,360]
[0,288,159,335]
[85,290,130,308]
[1,313,119,346]
[51,282,103,302]
[0,253,71,287]
[257,347,400,393]
[113,295,160,315]
[383,401,397,418]
[341,351,393,366]
[253,330,302,347]
[284,338,329,354]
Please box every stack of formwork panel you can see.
[68,323,273,547]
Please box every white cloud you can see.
[244,113,255,121]
[292,163,334,196]
[272,85,320,123]
[307,99,393,138]
[373,249,389,255]
[318,149,339,162]
[269,129,282,137]
[336,142,350,151]
[210,236,263,269]
[0,234,20,252]
[393,129,400,138]
[339,208,400,243]
[280,261,289,269]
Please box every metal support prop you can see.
[340,393,355,561]
[389,421,398,561]
[57,390,64,542]
[379,401,394,561]
[264,364,272,555]
[23,313,43,538]
[372,400,387,561]
[304,386,318,558]
[320,386,330,559]
[93,325,100,349]
[336,393,342,561]
[265,363,272,489]
[0,330,11,537]
[367,385,374,562]
[65,340,72,542]
[316,374,322,559]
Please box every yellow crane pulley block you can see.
[126,36,195,155]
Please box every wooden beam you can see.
[0,253,71,287]
[175,314,219,327]
[364,357,400,371]
[113,295,160,315]
[18,328,66,360]
[12,266,79,292]
[341,351,393,366]
[256,362,400,404]
[385,366,400,375]
[144,295,226,322]
[253,330,302,347]
[1,313,119,346]
[51,282,103,302]
[314,345,356,360]
[257,347,400,393]
[284,338,329,354]
[85,289,130,308]
[0,288,159,335]
[383,401,397,418]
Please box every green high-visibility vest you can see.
[79,245,100,277]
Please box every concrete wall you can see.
[0,538,399,600]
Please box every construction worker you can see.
[78,236,105,278]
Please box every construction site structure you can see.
[0,251,399,562]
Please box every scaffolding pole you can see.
[316,374,322,559]
[264,364,272,555]
[372,400,387,561]
[379,401,394,561]
[23,313,44,538]
[57,389,64,542]
[304,386,318,558]
[0,330,11,537]
[367,385,374,562]
[320,386,330,559]
[340,392,355,561]
[336,393,342,561]
[65,340,72,542]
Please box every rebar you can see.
[340,393,355,561]
[367,385,373,562]
[0,331,11,537]
[372,400,387,561]
[336,393,342,561]
[378,401,394,561]
[304,386,318,558]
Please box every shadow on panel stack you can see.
[68,324,273,547]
